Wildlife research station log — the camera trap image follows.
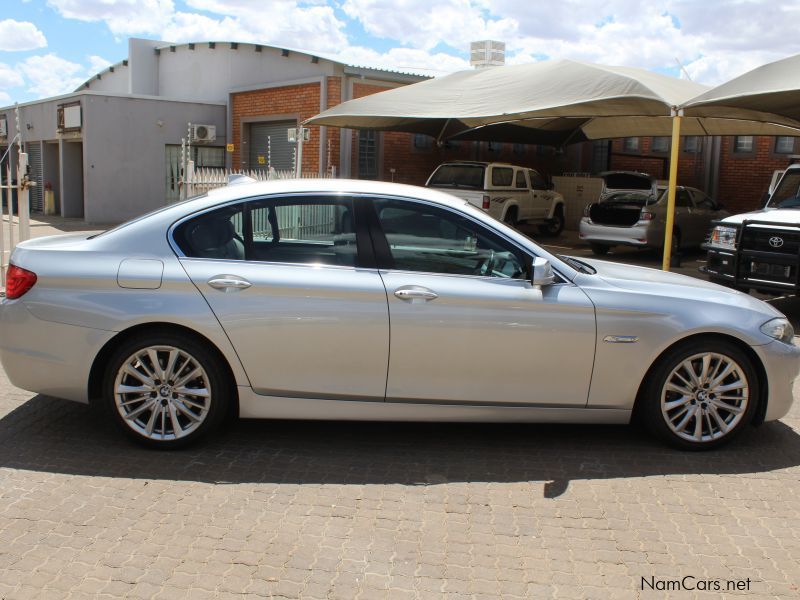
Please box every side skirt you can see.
[237,387,631,424]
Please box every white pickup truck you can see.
[426,161,566,235]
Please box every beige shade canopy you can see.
[684,53,800,127]
[306,58,800,142]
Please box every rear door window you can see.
[515,170,528,189]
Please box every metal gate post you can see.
[17,151,30,242]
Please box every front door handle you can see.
[208,276,252,292]
[394,287,438,302]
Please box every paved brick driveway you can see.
[1,220,799,599]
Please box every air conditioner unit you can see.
[192,124,216,143]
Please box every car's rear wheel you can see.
[640,339,758,450]
[102,332,230,448]
[590,243,610,255]
[538,205,565,236]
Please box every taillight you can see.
[5,264,37,299]
[639,211,655,221]
[482,195,490,210]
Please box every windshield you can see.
[601,191,658,207]
[428,164,485,189]
[767,170,800,209]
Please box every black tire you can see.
[538,205,565,236]
[102,331,231,449]
[503,207,518,227]
[590,243,611,255]
[638,338,759,450]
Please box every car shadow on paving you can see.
[1,396,798,498]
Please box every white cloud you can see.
[335,46,470,75]
[26,0,800,96]
[0,19,47,51]
[19,54,85,97]
[46,0,175,36]
[0,63,25,90]
[162,2,348,54]
[342,0,516,51]
[0,91,10,104]
[87,55,112,75]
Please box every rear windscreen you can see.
[603,173,653,190]
[428,165,485,189]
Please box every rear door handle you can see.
[394,287,438,302]
[208,276,252,292]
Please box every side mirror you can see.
[530,257,555,286]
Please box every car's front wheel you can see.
[640,339,759,450]
[102,332,230,448]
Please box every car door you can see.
[688,189,719,244]
[368,196,596,407]
[529,169,551,219]
[672,188,696,246]
[514,168,534,220]
[175,195,390,400]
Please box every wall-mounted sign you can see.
[257,155,266,165]
[226,143,234,153]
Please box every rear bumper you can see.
[0,297,113,403]
[578,218,660,247]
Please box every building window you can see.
[734,136,753,153]
[413,134,433,149]
[775,136,796,154]
[623,137,639,151]
[512,143,526,156]
[358,130,379,180]
[651,136,670,153]
[684,136,702,153]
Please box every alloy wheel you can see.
[660,352,749,443]
[113,345,212,441]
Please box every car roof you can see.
[199,178,470,210]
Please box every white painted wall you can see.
[156,44,338,103]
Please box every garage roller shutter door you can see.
[249,121,295,171]
[26,142,43,212]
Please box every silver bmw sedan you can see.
[1,179,797,450]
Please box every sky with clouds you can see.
[1,0,799,104]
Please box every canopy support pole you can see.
[662,109,683,271]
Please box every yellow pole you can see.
[662,109,682,271]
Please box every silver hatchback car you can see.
[1,179,797,450]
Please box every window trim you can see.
[168,193,376,269]
[167,192,575,283]
[363,195,568,283]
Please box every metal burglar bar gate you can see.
[0,148,34,288]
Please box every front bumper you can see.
[0,297,114,403]
[753,339,800,422]
[579,218,662,247]
[703,244,800,294]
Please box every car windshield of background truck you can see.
[428,164,485,189]
[768,171,800,209]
